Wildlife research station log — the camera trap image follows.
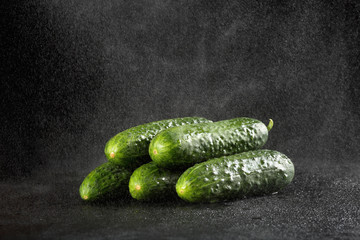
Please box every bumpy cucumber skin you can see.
[149,117,268,169]
[129,162,182,201]
[105,117,212,168]
[79,162,132,201]
[176,150,294,203]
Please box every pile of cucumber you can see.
[79,117,294,203]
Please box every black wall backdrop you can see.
[2,0,359,179]
[1,0,360,238]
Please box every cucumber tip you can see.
[153,149,158,155]
[135,185,141,191]
[178,188,185,195]
[267,119,274,131]
[110,152,115,158]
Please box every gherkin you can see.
[129,162,182,201]
[149,117,272,169]
[79,162,132,201]
[176,150,295,203]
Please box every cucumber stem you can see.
[267,119,274,131]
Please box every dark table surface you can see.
[1,157,359,240]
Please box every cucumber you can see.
[149,117,272,169]
[176,150,294,203]
[79,162,132,201]
[105,117,212,168]
[129,162,182,201]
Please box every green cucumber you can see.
[149,117,272,169]
[79,162,132,201]
[129,162,182,201]
[176,150,294,203]
[105,117,212,168]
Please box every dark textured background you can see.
[1,0,360,239]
